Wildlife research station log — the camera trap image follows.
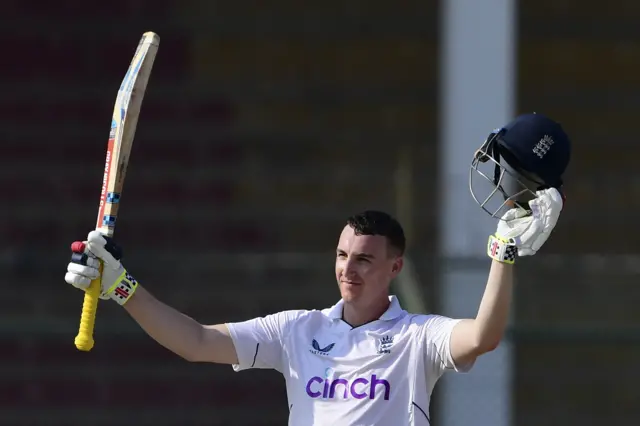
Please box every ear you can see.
[391,257,404,276]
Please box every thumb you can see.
[498,215,534,240]
[86,230,123,269]
[518,247,536,256]
[500,207,528,222]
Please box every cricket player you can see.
[65,113,570,425]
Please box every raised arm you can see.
[65,231,238,364]
[448,260,513,367]
[123,285,238,364]
[448,189,562,367]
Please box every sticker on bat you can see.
[107,192,121,203]
[102,215,117,227]
[124,54,146,95]
[109,119,117,140]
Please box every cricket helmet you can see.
[469,113,571,218]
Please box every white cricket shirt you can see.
[226,295,472,426]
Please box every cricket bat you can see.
[74,32,160,352]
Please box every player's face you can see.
[335,225,402,306]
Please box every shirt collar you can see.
[324,295,405,321]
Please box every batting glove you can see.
[65,230,139,305]
[487,188,563,263]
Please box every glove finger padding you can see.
[66,241,98,286]
[65,244,112,300]
[86,231,138,305]
[86,230,123,269]
[530,188,563,227]
[65,268,92,290]
[69,250,101,271]
[66,261,99,281]
[490,188,564,260]
[523,188,563,254]
[496,208,533,241]
[65,232,138,305]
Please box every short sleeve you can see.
[423,314,474,374]
[226,310,304,373]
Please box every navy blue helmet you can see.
[470,113,571,217]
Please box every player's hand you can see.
[488,188,563,263]
[64,231,139,305]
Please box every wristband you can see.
[487,235,517,264]
[105,270,139,305]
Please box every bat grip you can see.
[74,263,102,351]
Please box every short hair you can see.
[346,210,406,256]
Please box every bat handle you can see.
[74,264,102,351]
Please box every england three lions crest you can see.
[377,335,394,354]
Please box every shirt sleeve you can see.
[225,310,304,374]
[423,314,474,374]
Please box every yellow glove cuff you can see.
[105,270,139,305]
[487,235,517,264]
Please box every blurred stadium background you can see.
[2,1,639,425]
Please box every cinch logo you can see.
[305,375,391,400]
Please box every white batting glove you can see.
[64,230,139,305]
[488,188,563,263]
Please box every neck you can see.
[342,296,391,328]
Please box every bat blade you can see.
[75,32,160,352]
